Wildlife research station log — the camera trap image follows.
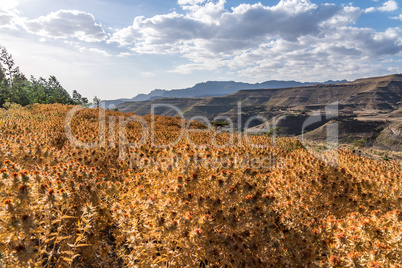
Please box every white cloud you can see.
[108,12,213,50]
[109,0,340,53]
[323,5,362,26]
[364,0,398,13]
[0,11,15,27]
[378,0,398,12]
[387,66,402,74]
[88,48,111,57]
[391,14,402,20]
[229,26,402,81]
[140,72,155,77]
[181,0,226,25]
[1,0,401,86]
[24,10,107,42]
[364,7,376,13]
[76,46,111,57]
[117,52,133,57]
[271,0,317,14]
[0,0,21,29]
[178,0,206,5]
[107,0,402,79]
[0,0,19,10]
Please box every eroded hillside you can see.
[118,74,402,151]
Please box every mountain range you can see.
[116,74,402,151]
[103,79,347,108]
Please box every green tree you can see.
[7,73,29,106]
[46,75,74,104]
[25,76,47,104]
[72,90,82,104]
[93,96,101,108]
[72,90,89,106]
[81,97,89,105]
[0,46,20,87]
[0,45,84,107]
[0,62,5,82]
[0,46,30,106]
[0,63,7,107]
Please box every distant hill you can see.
[117,74,401,116]
[117,74,402,151]
[103,79,347,108]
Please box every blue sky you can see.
[0,0,401,99]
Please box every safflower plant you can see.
[0,104,400,267]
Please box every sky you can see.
[0,0,401,100]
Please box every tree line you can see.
[0,45,100,108]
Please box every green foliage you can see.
[210,121,230,127]
[352,138,366,148]
[266,126,280,136]
[0,46,20,87]
[26,76,75,105]
[93,96,101,108]
[0,45,84,107]
[0,62,5,82]
[72,90,89,106]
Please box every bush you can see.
[352,138,365,148]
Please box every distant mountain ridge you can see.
[117,74,402,117]
[116,74,402,151]
[103,79,347,108]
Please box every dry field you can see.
[0,104,401,267]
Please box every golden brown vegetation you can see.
[0,104,401,267]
